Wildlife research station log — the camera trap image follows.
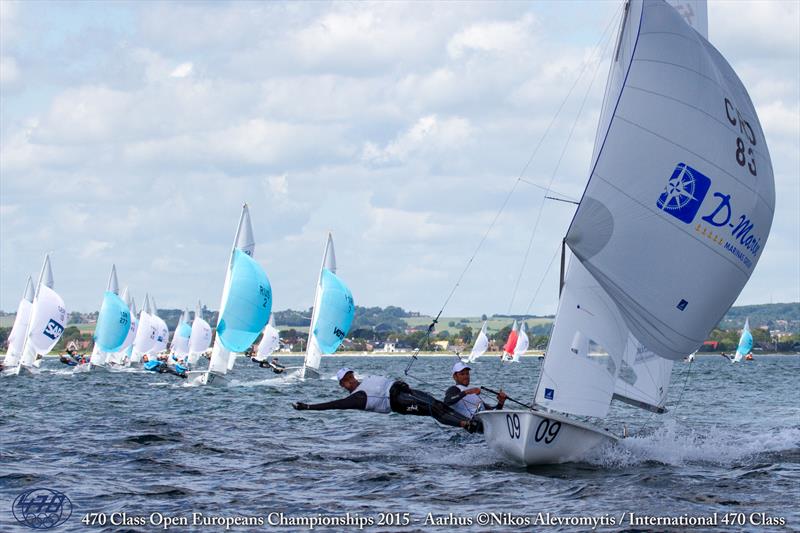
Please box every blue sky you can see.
[1,1,798,316]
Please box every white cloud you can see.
[0,55,19,85]
[447,14,538,58]
[169,61,193,78]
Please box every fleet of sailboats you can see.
[0,0,778,469]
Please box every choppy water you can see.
[2,355,798,532]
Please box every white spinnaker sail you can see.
[256,314,280,360]
[512,322,529,362]
[4,277,35,368]
[665,0,707,38]
[208,204,256,375]
[567,0,773,361]
[467,322,489,363]
[188,302,212,366]
[535,259,627,418]
[303,233,336,373]
[613,336,674,412]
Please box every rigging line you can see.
[518,178,579,203]
[544,196,580,205]
[505,11,619,315]
[406,4,623,380]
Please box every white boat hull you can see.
[2,364,37,377]
[300,366,320,380]
[476,409,618,465]
[72,363,111,374]
[185,370,228,387]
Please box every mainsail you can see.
[207,204,272,376]
[131,294,157,363]
[302,233,355,378]
[170,309,192,358]
[188,301,212,366]
[535,0,774,418]
[255,314,280,361]
[3,277,35,369]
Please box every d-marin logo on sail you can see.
[656,163,711,223]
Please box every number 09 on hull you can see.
[475,410,618,465]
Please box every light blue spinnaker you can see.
[178,321,192,339]
[312,268,354,354]
[736,319,753,358]
[216,249,272,353]
[95,291,131,352]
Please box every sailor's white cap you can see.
[336,367,354,382]
[452,361,471,374]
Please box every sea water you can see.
[1,355,798,532]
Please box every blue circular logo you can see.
[12,488,72,529]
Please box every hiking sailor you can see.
[292,367,478,432]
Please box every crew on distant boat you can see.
[252,356,285,373]
[143,359,187,378]
[59,349,87,366]
[443,362,506,433]
[292,367,478,432]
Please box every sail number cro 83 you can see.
[505,414,561,443]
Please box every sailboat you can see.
[130,294,158,365]
[187,204,272,386]
[4,255,67,376]
[76,265,131,373]
[299,233,355,379]
[466,321,489,363]
[109,290,137,366]
[2,277,35,372]
[169,308,192,364]
[500,320,518,362]
[149,298,169,356]
[254,314,280,362]
[732,318,753,363]
[476,0,774,464]
[510,321,529,362]
[187,301,212,367]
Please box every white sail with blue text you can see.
[478,0,774,465]
[6,255,67,376]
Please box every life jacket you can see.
[452,384,485,419]
[354,376,395,413]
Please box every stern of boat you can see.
[476,409,618,465]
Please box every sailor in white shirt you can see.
[293,367,478,432]
[442,361,506,433]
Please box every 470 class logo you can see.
[657,163,762,264]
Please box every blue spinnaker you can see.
[177,321,192,339]
[313,268,354,354]
[95,291,131,352]
[217,249,272,353]
[736,327,753,357]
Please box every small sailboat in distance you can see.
[254,314,280,362]
[2,277,35,372]
[169,308,192,364]
[466,321,489,363]
[500,320,518,362]
[5,254,67,377]
[511,321,529,362]
[130,294,157,365]
[477,0,774,465]
[187,301,212,367]
[300,233,355,379]
[187,204,272,386]
[732,318,753,363]
[76,265,131,373]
